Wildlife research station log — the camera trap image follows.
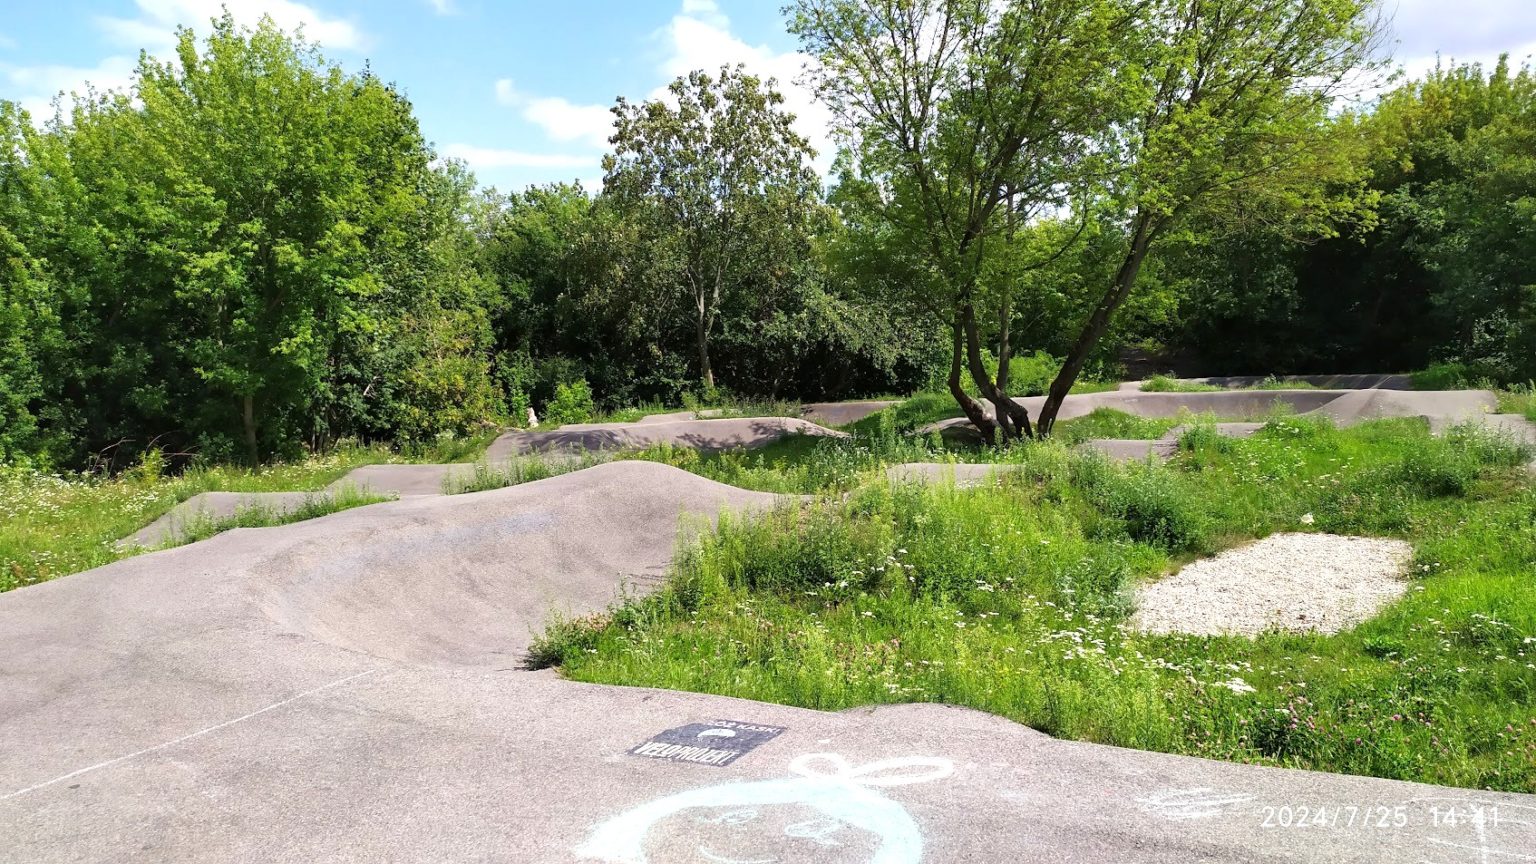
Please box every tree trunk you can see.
[1038,217,1155,435]
[961,303,1034,442]
[696,309,715,391]
[242,394,259,465]
[946,317,995,445]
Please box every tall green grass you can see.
[165,485,393,548]
[1498,383,1536,421]
[1,433,500,592]
[538,418,1536,792]
[1142,375,1323,392]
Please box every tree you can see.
[1,14,501,466]
[790,0,1137,443]
[0,103,67,463]
[603,66,820,391]
[1035,0,1380,433]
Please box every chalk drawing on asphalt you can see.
[576,753,955,864]
[1137,787,1257,821]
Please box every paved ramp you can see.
[802,400,900,427]
[3,462,1532,861]
[2,463,1532,861]
[124,412,851,549]
[923,389,1525,442]
[491,416,846,457]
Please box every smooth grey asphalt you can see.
[4,404,1535,862]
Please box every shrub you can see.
[543,379,595,426]
[1079,460,1210,553]
[1411,362,1494,390]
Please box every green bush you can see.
[543,379,596,426]
[1080,460,1210,553]
[1411,362,1495,390]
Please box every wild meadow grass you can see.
[0,433,497,592]
[444,453,609,494]
[538,416,1536,792]
[164,484,393,548]
[619,408,1195,495]
[1499,384,1536,421]
[1142,374,1324,392]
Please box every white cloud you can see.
[438,143,598,170]
[523,96,614,149]
[652,0,832,170]
[465,0,833,181]
[6,56,139,122]
[7,0,365,124]
[98,0,365,53]
[494,78,521,106]
[492,78,614,149]
[1384,0,1536,78]
[425,0,456,15]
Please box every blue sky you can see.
[3,0,1535,192]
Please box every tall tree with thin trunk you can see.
[790,0,1136,443]
[1035,0,1381,433]
[603,66,820,392]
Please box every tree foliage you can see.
[604,66,822,391]
[0,15,501,466]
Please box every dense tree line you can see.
[1,17,503,466]
[1164,58,1536,383]
[0,17,918,467]
[4,6,1536,468]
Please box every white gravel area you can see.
[1129,532,1414,636]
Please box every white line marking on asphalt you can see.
[1,669,379,803]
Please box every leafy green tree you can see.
[0,103,67,463]
[791,0,1136,442]
[1160,57,1536,382]
[3,15,500,465]
[603,66,821,391]
[1035,0,1380,432]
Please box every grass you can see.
[537,416,1536,792]
[1498,384,1536,421]
[0,432,501,593]
[444,453,609,494]
[615,408,1188,496]
[165,485,393,547]
[1142,374,1323,392]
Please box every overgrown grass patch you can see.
[541,418,1536,791]
[0,436,494,592]
[444,453,607,494]
[1499,384,1536,421]
[165,485,393,547]
[1142,375,1324,392]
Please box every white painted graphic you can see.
[1137,787,1257,821]
[576,753,955,863]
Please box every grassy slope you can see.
[0,433,499,592]
[1141,374,1324,392]
[543,417,1536,792]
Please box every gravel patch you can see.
[1129,532,1414,636]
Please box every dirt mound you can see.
[489,416,846,457]
[254,461,788,667]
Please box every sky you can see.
[2,0,1535,193]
